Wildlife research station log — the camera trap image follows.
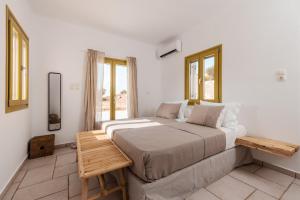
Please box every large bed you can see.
[102,117,252,199]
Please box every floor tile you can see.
[68,173,99,197]
[281,184,300,200]
[230,169,286,198]
[54,147,75,156]
[247,190,276,200]
[240,164,261,173]
[19,165,54,188]
[2,182,19,200]
[206,175,255,200]
[38,190,68,200]
[53,163,77,178]
[23,156,56,170]
[13,176,67,200]
[255,167,294,187]
[14,169,27,183]
[56,153,76,167]
[69,188,121,200]
[186,188,219,200]
[293,178,300,186]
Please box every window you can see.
[96,57,128,121]
[6,6,29,113]
[185,45,222,104]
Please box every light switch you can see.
[276,69,287,81]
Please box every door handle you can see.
[199,78,202,85]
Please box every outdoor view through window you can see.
[96,63,128,121]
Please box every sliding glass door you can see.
[100,58,128,121]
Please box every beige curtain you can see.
[127,57,138,118]
[83,49,105,131]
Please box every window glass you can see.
[100,63,111,121]
[21,40,28,100]
[12,27,19,100]
[189,61,198,100]
[203,56,215,100]
[115,65,128,120]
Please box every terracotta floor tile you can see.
[186,188,219,200]
[247,190,277,200]
[206,175,255,200]
[56,153,76,167]
[53,163,77,178]
[13,176,67,200]
[23,156,56,170]
[54,147,75,156]
[19,165,54,188]
[68,173,99,197]
[255,167,294,187]
[281,184,300,200]
[2,182,20,200]
[230,168,286,198]
[38,190,68,200]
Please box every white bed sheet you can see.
[220,125,247,150]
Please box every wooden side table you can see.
[236,136,299,157]
[77,131,132,200]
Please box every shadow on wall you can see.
[238,105,259,134]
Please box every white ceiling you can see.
[28,0,226,44]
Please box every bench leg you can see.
[81,178,88,200]
[98,175,107,196]
[119,169,127,200]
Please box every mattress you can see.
[102,117,226,182]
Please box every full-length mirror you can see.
[48,72,62,131]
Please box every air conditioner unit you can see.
[156,40,182,58]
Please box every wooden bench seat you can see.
[76,131,132,200]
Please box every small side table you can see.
[236,136,299,157]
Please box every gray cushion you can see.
[187,105,224,128]
[156,103,181,119]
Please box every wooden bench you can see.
[236,136,299,157]
[76,130,132,200]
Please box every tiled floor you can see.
[1,147,300,200]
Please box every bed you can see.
[101,117,252,199]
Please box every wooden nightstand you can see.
[235,136,299,157]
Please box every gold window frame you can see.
[6,6,29,113]
[104,57,127,120]
[185,45,222,104]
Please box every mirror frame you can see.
[48,72,62,131]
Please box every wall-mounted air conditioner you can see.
[156,40,182,58]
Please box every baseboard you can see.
[0,155,27,199]
[254,159,300,179]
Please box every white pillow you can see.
[184,105,194,118]
[166,100,188,120]
[200,101,241,128]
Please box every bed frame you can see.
[127,146,252,200]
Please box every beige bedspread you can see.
[101,117,225,182]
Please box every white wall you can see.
[160,0,300,172]
[31,16,162,145]
[0,0,37,194]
